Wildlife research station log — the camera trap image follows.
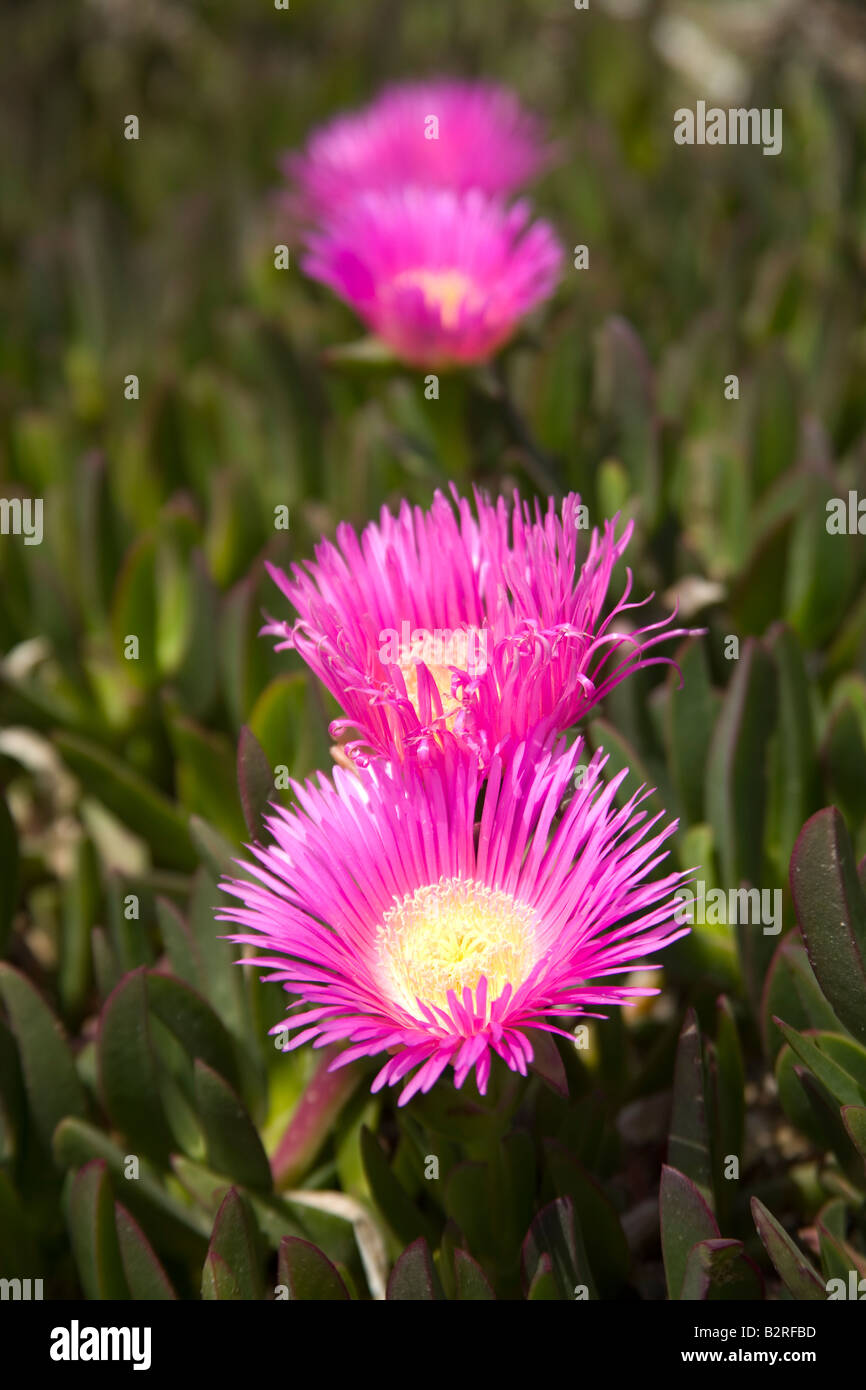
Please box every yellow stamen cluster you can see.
[396,628,483,727]
[376,875,537,1016]
[391,268,484,330]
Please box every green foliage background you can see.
[1,0,866,1301]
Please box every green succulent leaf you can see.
[790,807,866,1045]
[705,638,777,897]
[679,1238,764,1301]
[0,794,20,958]
[115,1203,177,1300]
[526,1251,560,1300]
[841,1104,866,1162]
[520,1196,595,1301]
[277,1235,350,1300]
[660,1164,719,1300]
[53,1117,211,1260]
[54,732,197,872]
[668,1009,714,1206]
[386,1237,442,1300]
[237,724,273,840]
[773,1021,866,1109]
[453,1247,496,1300]
[360,1126,439,1250]
[542,1141,629,1297]
[67,1160,130,1300]
[145,970,241,1093]
[98,968,174,1162]
[761,933,843,1064]
[750,1197,826,1300]
[665,639,719,826]
[193,1059,272,1192]
[0,963,87,1148]
[202,1187,264,1301]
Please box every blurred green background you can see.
[2,0,866,1301]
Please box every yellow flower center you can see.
[376,875,538,1017]
[395,628,486,728]
[391,268,484,329]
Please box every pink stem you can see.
[271,1046,365,1189]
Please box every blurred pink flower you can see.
[284,79,556,219]
[301,188,562,367]
[219,736,689,1106]
[262,486,698,765]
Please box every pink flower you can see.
[262,486,697,765]
[284,79,555,220]
[218,736,690,1106]
[300,188,562,367]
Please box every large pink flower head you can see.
[263,486,696,766]
[218,736,690,1105]
[301,188,563,367]
[284,79,556,220]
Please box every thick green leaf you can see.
[713,998,745,1176]
[679,1238,764,1301]
[386,1237,442,1300]
[0,794,19,957]
[156,896,202,989]
[766,623,820,872]
[761,932,843,1063]
[189,816,236,878]
[444,1160,497,1261]
[193,1059,272,1192]
[111,534,158,687]
[797,1069,866,1186]
[527,1252,560,1300]
[594,316,659,525]
[237,724,272,840]
[0,963,87,1147]
[277,1235,349,1300]
[188,867,252,1043]
[520,1196,595,1300]
[59,836,98,1022]
[528,1029,568,1098]
[772,1021,866,1108]
[203,1188,264,1301]
[542,1141,629,1296]
[705,638,777,895]
[784,472,856,649]
[145,971,241,1092]
[821,688,866,829]
[660,1165,719,1300]
[790,807,866,1045]
[202,1250,242,1300]
[817,1219,866,1285]
[668,1009,714,1206]
[0,1018,24,1167]
[98,969,174,1162]
[68,1160,129,1299]
[750,1197,826,1300]
[53,1117,211,1258]
[842,1105,866,1162]
[169,714,246,844]
[115,1203,177,1299]
[55,732,196,871]
[587,717,670,821]
[248,673,330,783]
[665,639,719,825]
[360,1126,439,1250]
[453,1247,495,1300]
